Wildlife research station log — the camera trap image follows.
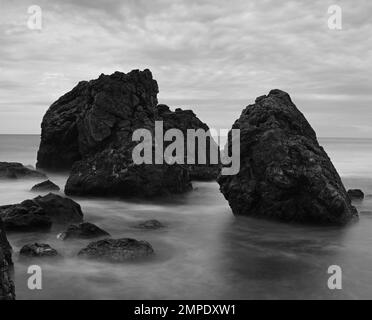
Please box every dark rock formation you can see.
[0,162,46,180]
[347,189,364,200]
[0,200,52,232]
[20,243,58,258]
[58,222,109,240]
[37,69,218,198]
[0,218,15,300]
[218,90,358,225]
[155,104,221,180]
[78,238,154,262]
[32,193,83,224]
[37,70,159,171]
[65,158,191,197]
[31,180,60,192]
[0,193,83,231]
[134,219,165,230]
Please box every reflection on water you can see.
[1,135,372,299]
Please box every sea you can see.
[1,135,372,300]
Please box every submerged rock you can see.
[20,243,58,258]
[347,189,364,200]
[0,218,15,300]
[78,238,154,262]
[134,219,165,230]
[0,162,46,180]
[31,180,60,192]
[58,222,109,240]
[0,193,83,232]
[218,90,358,225]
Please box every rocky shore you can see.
[0,70,364,299]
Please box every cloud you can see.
[0,0,371,136]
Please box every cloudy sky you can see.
[1,0,371,137]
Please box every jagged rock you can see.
[37,70,159,171]
[155,105,221,180]
[78,238,154,262]
[0,162,46,180]
[218,90,358,225]
[31,180,60,192]
[347,189,364,200]
[20,243,58,258]
[0,218,15,300]
[134,219,165,230]
[58,222,110,240]
[0,193,83,231]
[37,69,218,198]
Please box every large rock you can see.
[37,69,218,198]
[0,193,83,231]
[78,238,154,262]
[155,105,221,180]
[0,162,46,180]
[37,70,159,171]
[218,90,358,225]
[0,218,15,300]
[65,154,191,197]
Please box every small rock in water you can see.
[31,180,60,192]
[78,238,154,262]
[135,219,165,230]
[347,189,364,200]
[0,193,83,232]
[0,200,52,232]
[58,222,110,240]
[0,162,46,180]
[20,243,58,258]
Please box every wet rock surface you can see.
[20,243,58,258]
[31,180,60,192]
[78,238,154,262]
[218,90,358,225]
[0,218,15,300]
[0,193,83,231]
[0,162,46,180]
[58,222,110,240]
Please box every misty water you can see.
[1,135,372,299]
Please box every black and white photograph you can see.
[1,0,372,307]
